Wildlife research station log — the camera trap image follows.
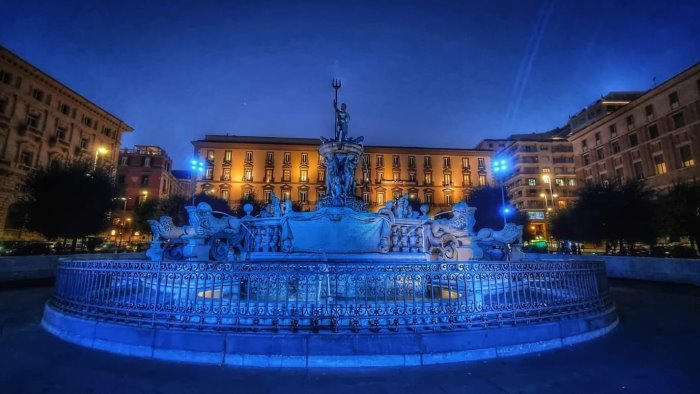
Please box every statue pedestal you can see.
[145,241,163,261]
[183,237,209,260]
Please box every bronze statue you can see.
[334,100,350,142]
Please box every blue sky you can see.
[2,0,699,167]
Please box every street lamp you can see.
[491,157,510,226]
[190,159,205,205]
[542,174,556,208]
[117,197,131,249]
[94,147,108,170]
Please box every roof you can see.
[171,170,192,180]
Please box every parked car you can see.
[93,242,128,253]
[2,242,55,256]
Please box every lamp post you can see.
[94,147,108,171]
[491,157,509,227]
[190,159,205,205]
[117,197,131,249]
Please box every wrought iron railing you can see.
[50,259,612,333]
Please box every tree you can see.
[465,185,528,232]
[232,193,266,217]
[21,161,115,249]
[550,180,658,254]
[658,180,700,255]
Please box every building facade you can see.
[192,135,494,211]
[569,63,700,190]
[0,46,132,238]
[477,129,577,239]
[116,145,183,207]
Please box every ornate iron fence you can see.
[50,259,612,333]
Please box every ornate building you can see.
[0,46,132,238]
[569,62,700,190]
[191,135,493,211]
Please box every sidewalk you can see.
[0,280,698,393]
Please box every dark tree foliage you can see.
[134,193,235,233]
[464,185,528,231]
[232,193,266,217]
[658,180,700,255]
[21,161,115,245]
[550,180,658,254]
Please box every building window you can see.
[392,155,400,167]
[0,98,6,115]
[283,169,291,182]
[615,168,624,182]
[555,178,564,186]
[581,139,588,151]
[462,173,472,186]
[653,155,667,175]
[243,189,252,199]
[377,171,384,183]
[205,168,214,180]
[645,104,654,120]
[596,148,604,161]
[244,168,252,182]
[300,169,308,182]
[223,168,232,181]
[19,151,33,167]
[424,173,432,185]
[648,124,659,139]
[478,175,486,186]
[583,154,590,166]
[0,70,12,84]
[26,113,40,128]
[527,178,536,186]
[59,103,70,115]
[633,161,644,179]
[444,194,453,205]
[284,152,291,164]
[477,158,485,168]
[409,172,416,182]
[443,157,451,168]
[377,192,385,205]
[266,152,274,164]
[629,133,639,147]
[301,153,308,164]
[221,189,229,201]
[83,117,93,127]
[260,168,270,182]
[393,171,400,181]
[224,150,232,163]
[609,124,617,138]
[408,156,416,168]
[376,155,384,167]
[318,169,325,183]
[362,154,370,166]
[424,192,433,205]
[363,192,370,204]
[299,190,308,203]
[362,170,370,183]
[120,156,127,166]
[669,91,679,109]
[443,173,452,186]
[423,156,431,168]
[264,190,272,203]
[567,179,576,187]
[245,151,253,163]
[672,113,686,129]
[594,132,601,145]
[611,141,620,154]
[56,126,67,141]
[144,157,151,167]
[206,150,215,162]
[32,88,44,102]
[462,157,469,168]
[80,138,89,150]
[625,115,635,130]
[679,145,694,167]
[140,175,149,186]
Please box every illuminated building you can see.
[192,135,494,211]
[570,63,700,190]
[0,45,132,238]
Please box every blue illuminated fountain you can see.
[42,82,617,367]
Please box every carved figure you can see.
[284,199,294,216]
[147,216,193,241]
[395,192,410,219]
[476,223,523,245]
[186,202,242,236]
[424,202,475,246]
[334,100,350,141]
[343,155,357,195]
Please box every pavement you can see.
[0,279,698,394]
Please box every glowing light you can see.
[190,158,206,174]
[96,147,108,155]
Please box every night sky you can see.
[2,0,699,167]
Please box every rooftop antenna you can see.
[652,76,657,88]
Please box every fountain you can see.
[42,82,617,367]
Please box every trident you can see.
[332,79,341,139]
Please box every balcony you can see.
[220,175,231,181]
[380,179,417,186]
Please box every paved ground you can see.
[0,279,698,394]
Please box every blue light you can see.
[500,160,506,165]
